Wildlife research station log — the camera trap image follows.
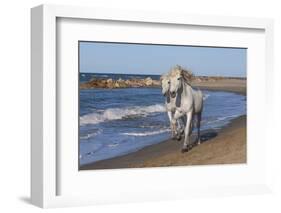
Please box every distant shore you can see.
[80,81,247,170]
[80,75,246,95]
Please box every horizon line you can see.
[79,71,246,78]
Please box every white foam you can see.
[107,143,119,147]
[204,114,241,125]
[80,104,166,126]
[216,114,240,121]
[80,129,102,140]
[121,128,170,137]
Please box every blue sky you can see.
[79,42,246,77]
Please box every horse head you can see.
[168,65,193,98]
[169,71,182,98]
[160,74,170,97]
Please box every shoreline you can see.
[80,115,246,170]
[80,83,246,170]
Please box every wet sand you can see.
[80,79,247,170]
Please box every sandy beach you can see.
[192,78,246,95]
[80,79,247,170]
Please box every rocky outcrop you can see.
[80,76,246,89]
[80,77,161,89]
[144,77,153,86]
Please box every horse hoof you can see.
[176,135,182,141]
[181,145,191,153]
[181,148,188,153]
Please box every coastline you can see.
[80,81,247,170]
[80,75,246,95]
[192,78,246,95]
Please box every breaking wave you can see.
[80,129,103,140]
[121,128,170,137]
[80,104,166,126]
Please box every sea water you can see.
[79,73,246,165]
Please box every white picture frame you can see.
[31,4,274,208]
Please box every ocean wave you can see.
[80,104,166,125]
[80,129,102,140]
[203,114,241,125]
[215,114,241,122]
[98,75,109,78]
[92,74,109,78]
[107,143,119,147]
[121,128,170,137]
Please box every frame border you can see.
[31,4,274,208]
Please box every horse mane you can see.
[169,65,194,84]
[160,73,167,81]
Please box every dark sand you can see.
[80,79,247,170]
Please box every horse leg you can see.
[196,113,202,145]
[172,110,185,141]
[167,111,176,139]
[180,115,186,136]
[189,114,194,134]
[181,111,193,153]
[176,119,182,140]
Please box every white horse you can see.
[160,74,185,139]
[168,66,204,152]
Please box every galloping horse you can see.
[160,74,185,139]
[163,66,204,152]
